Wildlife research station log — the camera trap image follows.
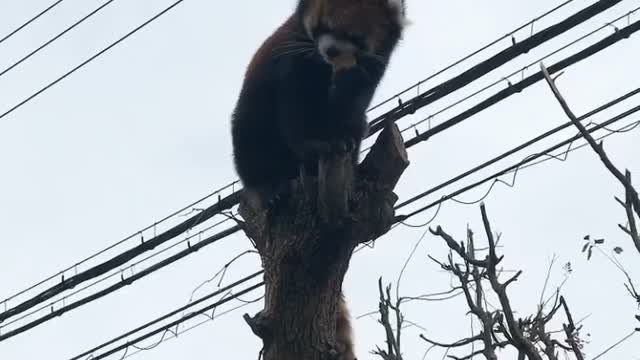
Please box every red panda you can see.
[230,1,407,359]
[231,0,407,207]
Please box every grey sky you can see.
[0,0,638,359]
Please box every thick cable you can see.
[368,0,624,134]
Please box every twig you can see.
[374,278,404,360]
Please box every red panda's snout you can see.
[317,34,358,71]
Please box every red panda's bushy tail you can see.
[336,292,356,360]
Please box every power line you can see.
[0,0,66,46]
[69,270,263,360]
[0,0,188,121]
[117,299,260,360]
[83,281,263,360]
[404,16,640,148]
[0,0,118,79]
[367,0,576,113]
[395,85,640,209]
[401,4,640,135]
[359,4,640,155]
[367,0,625,135]
[397,103,640,222]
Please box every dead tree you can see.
[239,123,409,360]
[418,204,584,360]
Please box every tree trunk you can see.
[239,123,409,360]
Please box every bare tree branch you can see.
[419,333,484,348]
[478,204,543,360]
[560,297,585,360]
[540,62,640,254]
[373,278,404,360]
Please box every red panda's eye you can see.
[313,22,331,38]
[345,34,367,51]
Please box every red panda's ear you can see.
[387,0,411,27]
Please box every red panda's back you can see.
[244,15,299,82]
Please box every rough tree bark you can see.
[239,122,409,360]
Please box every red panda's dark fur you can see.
[230,1,406,359]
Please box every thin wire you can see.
[0,0,119,79]
[0,0,66,46]
[591,330,637,360]
[69,270,263,360]
[395,86,640,210]
[76,282,264,360]
[121,296,264,359]
[395,226,431,301]
[0,0,188,121]
[399,112,640,222]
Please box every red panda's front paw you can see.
[301,140,333,158]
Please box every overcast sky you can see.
[0,0,638,359]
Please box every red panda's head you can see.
[297,0,408,70]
